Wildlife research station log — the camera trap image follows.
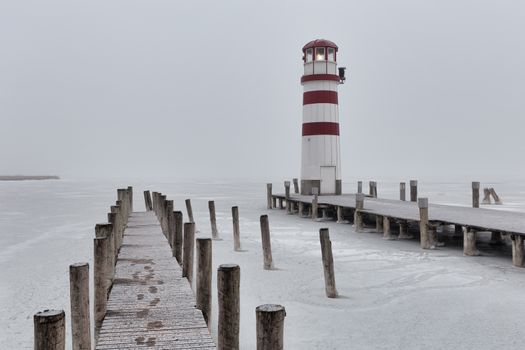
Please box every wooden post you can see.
[69,263,91,350]
[260,215,274,270]
[95,223,113,287]
[182,222,195,286]
[166,200,174,241]
[400,182,406,201]
[298,201,304,218]
[489,188,503,204]
[410,180,418,202]
[34,310,66,350]
[107,213,117,265]
[482,188,491,205]
[185,198,195,223]
[375,215,383,232]
[94,236,108,331]
[472,181,480,208]
[217,264,240,350]
[110,205,121,252]
[284,181,291,213]
[127,186,133,212]
[232,206,241,251]
[511,234,524,267]
[196,238,212,327]
[167,209,175,248]
[463,227,480,256]
[354,193,364,232]
[311,192,318,220]
[357,181,362,194]
[272,197,277,209]
[143,190,153,211]
[173,211,183,264]
[418,198,432,249]
[293,178,299,194]
[319,228,338,298]
[266,183,273,209]
[383,216,393,240]
[278,198,284,209]
[398,220,412,239]
[208,200,219,239]
[490,231,504,245]
[336,206,345,223]
[256,304,286,350]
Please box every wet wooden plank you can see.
[95,212,215,349]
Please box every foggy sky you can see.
[1,0,524,182]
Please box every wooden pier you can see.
[95,211,215,349]
[270,184,525,267]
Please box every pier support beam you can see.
[375,215,383,233]
[418,198,433,249]
[463,227,480,256]
[511,234,524,267]
[311,194,318,220]
[397,220,412,239]
[490,231,504,245]
[298,202,305,218]
[383,216,393,240]
[336,206,347,224]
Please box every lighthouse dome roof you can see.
[302,39,338,51]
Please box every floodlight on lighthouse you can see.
[338,67,346,83]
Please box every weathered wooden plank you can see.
[95,211,215,349]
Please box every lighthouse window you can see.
[315,47,325,61]
[328,48,335,61]
[306,48,313,62]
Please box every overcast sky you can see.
[1,0,524,182]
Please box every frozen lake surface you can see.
[1,179,525,349]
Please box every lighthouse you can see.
[300,39,345,195]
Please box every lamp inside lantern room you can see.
[315,47,325,61]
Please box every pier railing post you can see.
[357,181,362,194]
[217,264,240,350]
[472,182,480,208]
[482,188,491,205]
[400,182,406,201]
[410,180,418,202]
[185,198,195,223]
[208,200,219,239]
[311,187,319,220]
[173,211,183,264]
[354,193,364,232]
[34,310,66,350]
[196,238,212,327]
[167,208,175,248]
[107,213,118,265]
[266,184,273,209]
[94,236,109,331]
[127,186,133,213]
[166,200,174,241]
[69,263,91,350]
[232,206,241,251]
[183,222,195,286]
[319,228,338,298]
[511,234,524,267]
[293,178,299,194]
[256,304,286,350]
[95,223,113,286]
[418,198,432,249]
[144,190,153,211]
[260,215,274,270]
[284,181,291,213]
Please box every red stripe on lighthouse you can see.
[303,91,338,105]
[301,74,341,83]
[302,122,340,136]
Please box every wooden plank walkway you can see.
[275,193,525,235]
[96,211,216,350]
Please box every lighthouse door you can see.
[320,166,336,195]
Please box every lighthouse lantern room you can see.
[300,39,344,195]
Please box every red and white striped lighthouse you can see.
[301,39,345,195]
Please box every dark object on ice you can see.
[0,175,59,181]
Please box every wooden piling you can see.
[311,194,318,220]
[196,238,212,327]
[298,201,304,218]
[166,200,174,242]
[400,182,406,201]
[489,188,503,205]
[357,181,363,194]
[463,227,480,256]
[293,178,299,194]
[185,198,195,223]
[34,310,66,350]
[336,206,344,223]
[284,181,291,213]
[217,264,240,350]
[354,193,364,232]
[266,184,273,209]
[511,234,524,267]
[127,186,133,212]
[260,215,274,270]
[256,304,286,350]
[319,228,338,298]
[173,211,183,264]
[183,222,195,286]
[375,215,383,232]
[167,209,175,248]
[94,236,108,331]
[107,212,117,265]
[472,182,480,208]
[69,263,91,350]
[95,223,113,286]
[143,190,153,211]
[369,181,377,198]
[383,216,393,240]
[410,180,418,202]
[232,206,241,251]
[398,220,412,239]
[482,188,491,205]
[418,198,432,249]
[208,200,219,239]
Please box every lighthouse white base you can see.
[301,179,342,196]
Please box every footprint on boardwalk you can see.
[148,286,158,294]
[136,308,149,318]
[147,321,163,330]
[137,294,144,300]
[149,298,160,306]
[146,337,156,347]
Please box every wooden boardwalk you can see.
[277,193,525,235]
[96,211,215,350]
